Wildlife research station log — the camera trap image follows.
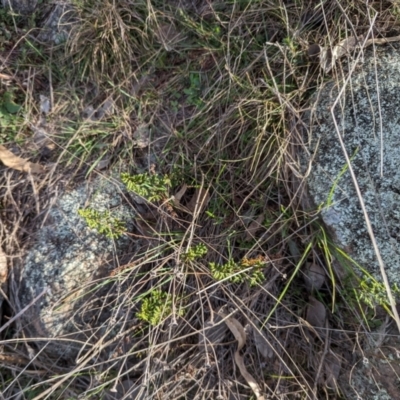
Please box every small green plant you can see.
[78,208,125,239]
[209,256,266,286]
[121,172,171,202]
[183,72,204,108]
[182,243,208,262]
[358,278,400,309]
[137,290,183,326]
[0,91,23,144]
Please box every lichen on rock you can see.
[302,43,400,288]
[19,175,137,359]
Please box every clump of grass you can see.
[2,0,400,399]
[66,0,164,87]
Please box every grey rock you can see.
[19,175,137,359]
[1,0,37,14]
[302,43,400,288]
[37,2,76,45]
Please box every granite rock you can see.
[37,2,76,45]
[19,175,137,359]
[301,43,400,287]
[1,0,37,14]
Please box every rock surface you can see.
[302,43,400,288]
[19,175,137,359]
[37,2,76,44]
[1,0,37,14]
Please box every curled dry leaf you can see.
[218,310,265,400]
[186,187,210,214]
[319,36,362,73]
[0,145,45,174]
[306,296,326,328]
[244,213,265,241]
[303,262,326,293]
[172,183,188,208]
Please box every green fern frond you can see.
[78,208,125,239]
[121,172,171,202]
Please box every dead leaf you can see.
[306,296,326,328]
[323,351,342,389]
[172,183,188,207]
[96,157,110,170]
[0,145,45,174]
[318,35,363,72]
[186,187,210,214]
[303,262,326,293]
[253,326,274,359]
[0,248,7,284]
[244,213,265,241]
[323,36,362,72]
[218,310,265,400]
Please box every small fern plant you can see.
[78,208,125,239]
[137,290,184,326]
[121,172,171,202]
[182,243,208,262]
[209,256,265,287]
[358,278,400,309]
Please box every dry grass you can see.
[1,0,400,399]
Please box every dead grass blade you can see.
[0,247,7,284]
[218,310,265,400]
[0,145,45,174]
